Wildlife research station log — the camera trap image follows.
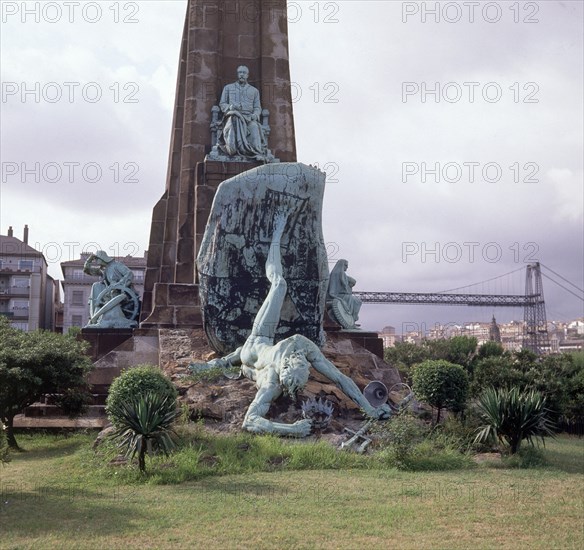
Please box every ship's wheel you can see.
[95,286,140,322]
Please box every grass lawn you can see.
[0,432,582,549]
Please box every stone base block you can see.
[331,330,385,359]
[80,328,134,362]
[140,283,203,328]
[91,331,160,373]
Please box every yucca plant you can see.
[108,392,179,473]
[474,387,556,454]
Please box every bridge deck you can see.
[353,292,541,307]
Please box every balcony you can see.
[0,287,31,296]
[0,265,42,274]
[12,310,30,319]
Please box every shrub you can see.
[412,360,469,424]
[106,365,177,428]
[374,413,474,471]
[373,413,429,470]
[108,392,179,474]
[431,413,489,453]
[502,445,547,469]
[406,439,474,471]
[474,387,556,454]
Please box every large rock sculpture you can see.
[197,163,328,354]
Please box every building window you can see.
[12,300,29,311]
[71,315,83,327]
[12,277,29,288]
[72,291,85,306]
[18,260,33,271]
[11,322,28,331]
[72,269,84,279]
[132,270,144,282]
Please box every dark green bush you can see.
[412,360,469,423]
[106,365,177,428]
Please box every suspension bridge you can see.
[354,263,584,355]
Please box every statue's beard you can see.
[283,383,299,399]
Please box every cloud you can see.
[547,168,584,222]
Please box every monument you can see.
[140,0,296,328]
[132,0,401,439]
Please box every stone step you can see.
[13,414,108,429]
[23,404,106,418]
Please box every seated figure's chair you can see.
[207,106,273,162]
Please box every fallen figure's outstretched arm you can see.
[242,382,312,437]
[304,341,391,420]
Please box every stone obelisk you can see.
[141,0,297,327]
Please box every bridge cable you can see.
[540,263,584,293]
[436,266,525,294]
[540,272,584,302]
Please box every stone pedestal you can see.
[336,331,385,360]
[324,312,384,359]
[140,283,202,328]
[80,328,134,362]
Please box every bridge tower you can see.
[523,262,550,355]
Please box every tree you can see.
[384,342,429,381]
[561,352,584,426]
[470,355,527,397]
[444,336,478,371]
[474,387,556,454]
[422,338,451,361]
[411,360,469,424]
[0,422,9,464]
[476,340,506,360]
[0,318,92,448]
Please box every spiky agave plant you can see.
[108,392,179,473]
[474,387,556,454]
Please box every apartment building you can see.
[0,226,56,331]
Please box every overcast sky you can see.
[1,0,583,332]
